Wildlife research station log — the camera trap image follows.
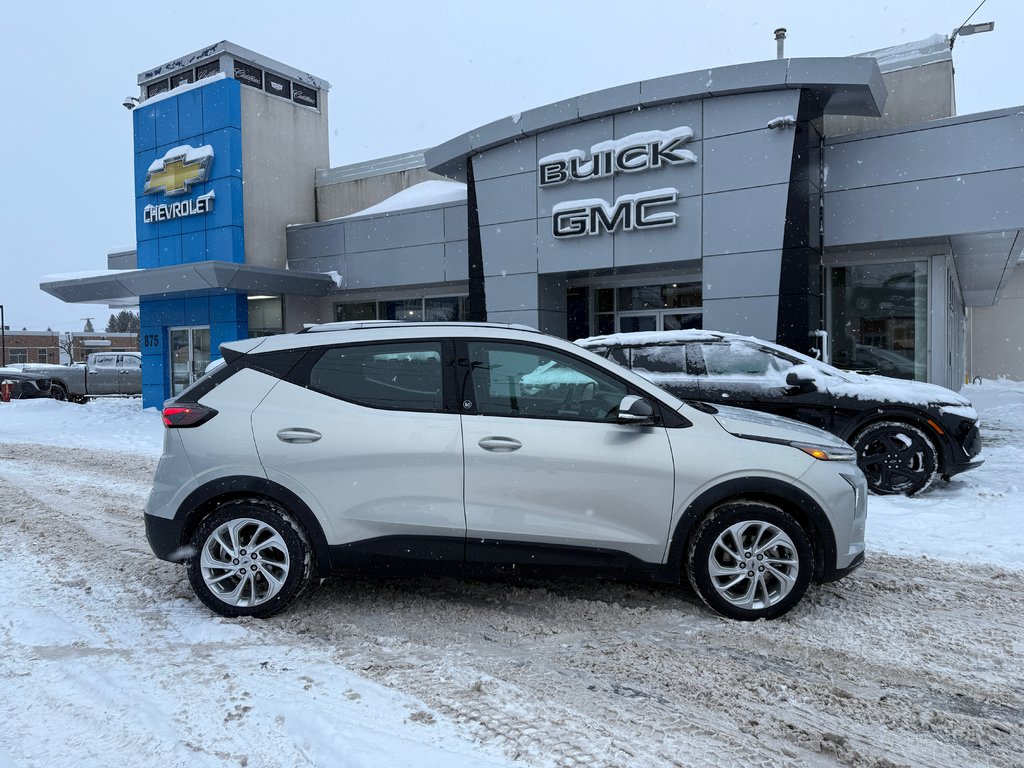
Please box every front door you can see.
[169,327,210,397]
[458,339,676,565]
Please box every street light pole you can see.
[1,304,6,367]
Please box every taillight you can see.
[162,403,218,428]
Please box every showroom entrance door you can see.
[169,326,211,396]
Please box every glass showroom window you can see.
[593,282,702,335]
[335,296,468,323]
[830,261,927,381]
[248,296,284,338]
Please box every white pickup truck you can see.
[22,351,142,402]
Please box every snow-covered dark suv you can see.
[144,322,867,621]
[577,330,983,496]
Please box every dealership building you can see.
[41,38,1024,409]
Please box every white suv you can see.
[144,322,867,621]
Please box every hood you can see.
[711,404,851,448]
[826,370,974,409]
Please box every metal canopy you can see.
[40,261,336,304]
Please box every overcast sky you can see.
[2,0,1020,332]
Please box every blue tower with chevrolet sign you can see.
[125,43,332,407]
[134,74,246,406]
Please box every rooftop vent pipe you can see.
[775,27,787,59]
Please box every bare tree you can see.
[58,333,76,364]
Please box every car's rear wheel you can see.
[687,503,813,621]
[186,500,313,618]
[851,420,937,495]
[49,382,68,401]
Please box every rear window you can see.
[308,342,443,412]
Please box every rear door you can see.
[118,354,142,394]
[251,340,466,558]
[86,354,121,395]
[627,343,703,400]
[458,338,676,565]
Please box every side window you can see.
[119,355,141,370]
[465,341,628,422]
[699,342,793,380]
[310,342,443,412]
[606,347,630,367]
[631,345,686,374]
[93,355,117,369]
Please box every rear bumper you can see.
[144,512,187,562]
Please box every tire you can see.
[49,383,68,401]
[186,500,314,618]
[686,503,813,621]
[850,420,937,496]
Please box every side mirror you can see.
[785,371,816,393]
[617,395,657,424]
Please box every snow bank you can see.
[0,398,163,457]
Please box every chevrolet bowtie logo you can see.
[144,144,214,197]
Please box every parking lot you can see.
[1,392,1022,767]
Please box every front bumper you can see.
[822,550,865,583]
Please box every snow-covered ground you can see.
[1,383,1022,767]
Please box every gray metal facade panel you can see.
[486,308,542,328]
[480,220,539,277]
[702,185,790,256]
[444,241,469,282]
[577,82,642,120]
[344,244,446,289]
[468,115,527,152]
[613,101,703,140]
[702,296,779,339]
[475,173,538,226]
[286,221,345,260]
[424,134,472,180]
[538,175,615,220]
[485,272,541,312]
[785,57,886,116]
[536,116,614,161]
[703,90,802,138]
[611,152,702,200]
[472,138,539,181]
[288,255,345,278]
[706,60,789,97]
[638,70,712,106]
[825,168,1024,247]
[824,115,1024,192]
[519,98,581,135]
[702,129,795,195]
[343,209,446,253]
[443,204,468,237]
[537,225,614,274]
[612,197,703,268]
[703,251,783,300]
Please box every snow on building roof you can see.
[336,180,467,220]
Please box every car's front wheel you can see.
[186,500,313,618]
[851,420,937,495]
[686,503,813,621]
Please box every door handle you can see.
[478,436,522,452]
[277,428,322,444]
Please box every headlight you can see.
[789,441,857,462]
